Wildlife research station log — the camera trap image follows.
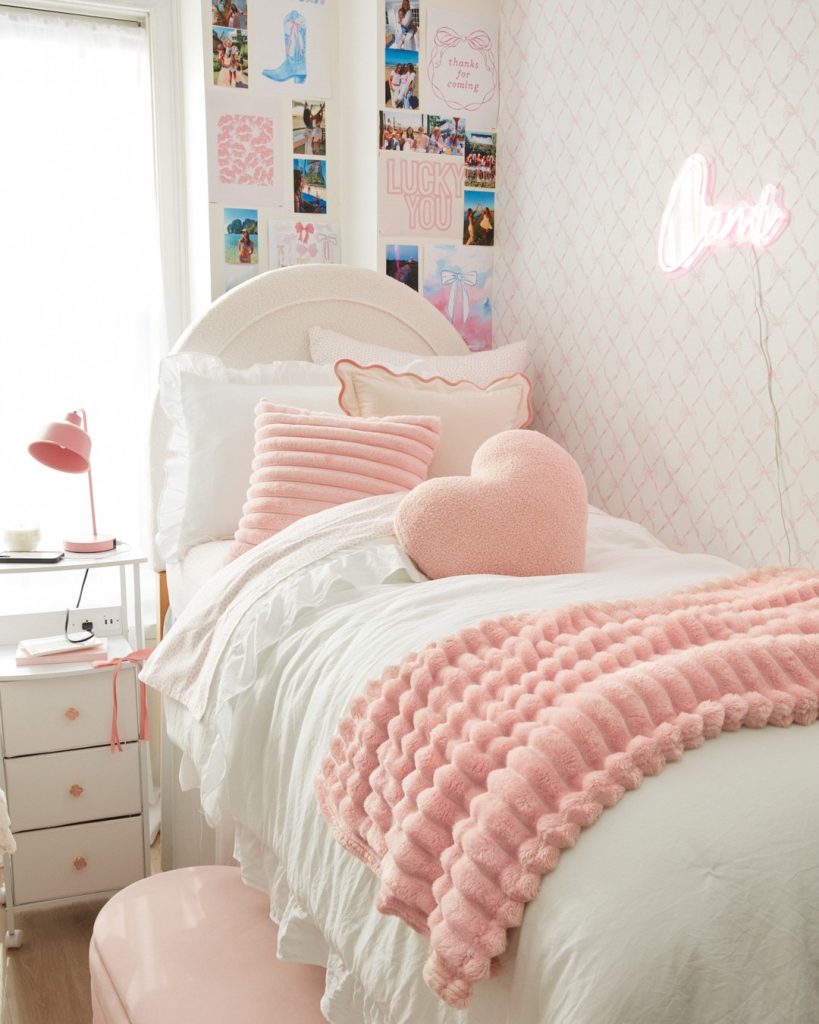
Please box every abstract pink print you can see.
[216,114,274,187]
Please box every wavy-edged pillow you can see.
[310,326,529,387]
[395,430,588,579]
[157,353,339,563]
[228,401,441,560]
[334,360,532,477]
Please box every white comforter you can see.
[164,507,819,1024]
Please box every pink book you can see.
[15,639,107,667]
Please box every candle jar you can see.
[3,526,41,552]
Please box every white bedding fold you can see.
[142,493,406,718]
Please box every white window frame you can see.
[1,0,191,347]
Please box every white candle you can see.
[3,526,41,552]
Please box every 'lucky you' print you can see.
[379,151,464,239]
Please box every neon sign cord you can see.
[748,248,795,566]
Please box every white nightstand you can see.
[0,548,151,947]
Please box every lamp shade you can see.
[28,412,91,474]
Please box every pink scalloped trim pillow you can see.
[334,360,532,477]
[394,429,588,579]
[228,401,441,560]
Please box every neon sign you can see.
[657,153,790,277]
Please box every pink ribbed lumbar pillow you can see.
[228,401,441,560]
[394,429,587,579]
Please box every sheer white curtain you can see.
[0,5,165,613]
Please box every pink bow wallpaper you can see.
[494,0,819,569]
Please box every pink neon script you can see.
[658,154,790,276]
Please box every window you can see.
[0,1,183,616]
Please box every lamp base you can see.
[63,535,116,554]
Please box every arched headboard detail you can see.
[148,265,469,572]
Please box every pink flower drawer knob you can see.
[69,784,84,798]
[65,707,80,721]
[73,856,88,871]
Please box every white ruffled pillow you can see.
[309,327,529,388]
[156,352,339,563]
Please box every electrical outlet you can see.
[66,606,122,638]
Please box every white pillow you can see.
[156,352,339,563]
[309,327,529,388]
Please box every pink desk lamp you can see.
[28,410,116,553]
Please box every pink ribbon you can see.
[466,30,493,52]
[92,647,153,752]
[286,12,305,57]
[433,27,492,52]
[314,229,337,262]
[295,221,314,244]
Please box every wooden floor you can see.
[0,837,162,1024]
[1,897,105,1024]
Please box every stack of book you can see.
[15,635,108,667]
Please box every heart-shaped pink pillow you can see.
[394,430,587,579]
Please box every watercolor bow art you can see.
[292,222,317,260]
[294,221,315,244]
[441,268,478,326]
[314,228,338,262]
[427,26,498,112]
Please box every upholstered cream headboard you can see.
[148,264,469,573]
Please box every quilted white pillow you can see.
[309,326,529,388]
[156,353,339,563]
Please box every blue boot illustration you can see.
[262,10,307,83]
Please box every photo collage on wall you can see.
[272,96,339,268]
[379,4,499,349]
[292,101,327,214]
[224,207,259,293]
[384,0,420,110]
[211,0,248,89]
[205,0,339,293]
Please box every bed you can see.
[147,265,819,1024]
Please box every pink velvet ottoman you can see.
[89,866,326,1024]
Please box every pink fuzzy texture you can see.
[315,569,819,1007]
[394,430,588,579]
[228,402,440,560]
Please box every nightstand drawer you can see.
[0,669,138,757]
[11,817,145,906]
[5,744,141,832]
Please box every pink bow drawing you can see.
[314,229,338,262]
[426,24,498,113]
[294,221,314,244]
[441,268,477,326]
[433,27,493,52]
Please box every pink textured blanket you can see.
[315,569,819,1007]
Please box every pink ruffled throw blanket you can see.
[315,569,819,1007]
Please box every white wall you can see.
[338,0,379,270]
[180,0,212,321]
